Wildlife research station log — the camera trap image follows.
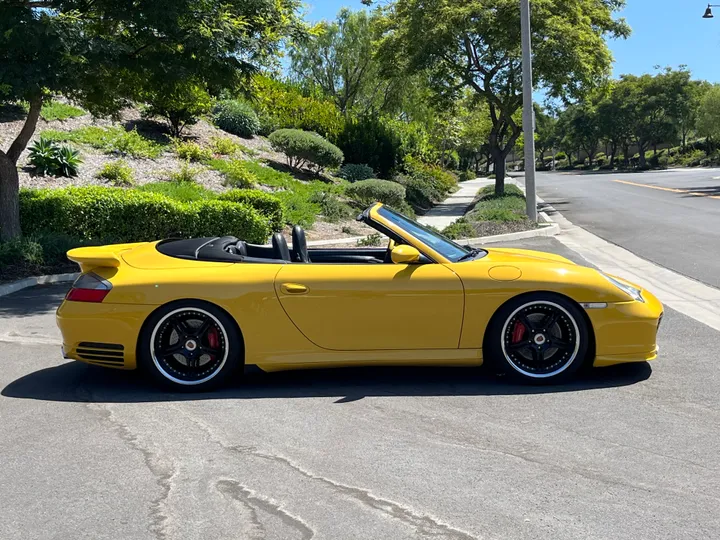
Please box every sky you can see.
[302,0,720,83]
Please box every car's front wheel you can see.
[138,301,243,391]
[485,293,589,383]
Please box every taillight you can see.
[66,272,112,303]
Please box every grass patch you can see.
[165,162,203,183]
[242,161,348,227]
[39,100,86,121]
[137,181,216,202]
[40,126,166,158]
[208,158,257,188]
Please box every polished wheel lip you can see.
[500,300,581,379]
[150,307,229,386]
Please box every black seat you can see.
[291,225,310,263]
[271,233,292,262]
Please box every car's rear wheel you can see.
[138,301,243,391]
[485,293,588,383]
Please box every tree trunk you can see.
[0,96,42,241]
[609,142,617,168]
[0,152,21,241]
[493,150,505,196]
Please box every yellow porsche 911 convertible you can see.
[57,203,663,390]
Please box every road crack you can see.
[216,479,315,540]
[171,406,479,540]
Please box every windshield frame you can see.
[368,204,486,263]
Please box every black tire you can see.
[484,293,589,384]
[138,300,243,391]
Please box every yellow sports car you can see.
[57,203,663,390]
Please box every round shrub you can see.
[338,163,375,182]
[345,179,406,208]
[20,187,271,244]
[269,129,344,173]
[219,189,285,232]
[214,100,260,138]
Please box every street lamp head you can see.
[703,5,714,18]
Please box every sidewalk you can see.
[417,177,487,229]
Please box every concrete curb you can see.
[460,222,560,246]
[0,272,79,298]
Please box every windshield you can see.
[376,206,485,263]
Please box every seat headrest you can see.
[271,233,292,262]
[291,225,310,263]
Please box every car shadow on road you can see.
[0,284,69,317]
[2,361,652,404]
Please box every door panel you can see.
[274,264,464,351]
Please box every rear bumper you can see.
[56,301,154,370]
[588,289,663,367]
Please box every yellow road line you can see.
[612,179,720,199]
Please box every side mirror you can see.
[391,244,421,264]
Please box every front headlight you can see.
[602,273,644,303]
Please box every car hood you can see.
[482,247,578,266]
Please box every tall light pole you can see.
[520,0,537,221]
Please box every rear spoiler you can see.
[67,242,146,273]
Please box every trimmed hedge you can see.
[20,187,271,244]
[345,179,406,208]
[219,189,285,232]
[214,100,260,138]
[269,129,344,173]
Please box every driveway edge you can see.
[0,272,79,298]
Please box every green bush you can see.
[555,151,567,161]
[269,129,344,174]
[41,126,165,159]
[209,136,240,156]
[28,138,82,177]
[309,191,352,222]
[336,116,400,178]
[357,233,383,247]
[167,162,202,183]
[175,141,213,162]
[0,233,90,275]
[219,189,285,232]
[137,181,216,202]
[214,100,260,138]
[458,169,474,182]
[394,157,456,211]
[253,75,344,139]
[338,163,375,182]
[96,160,135,186]
[20,187,271,243]
[345,179,406,208]
[209,159,258,188]
[441,219,475,240]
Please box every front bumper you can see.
[587,288,664,367]
[56,301,155,370]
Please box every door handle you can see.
[281,283,308,295]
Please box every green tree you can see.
[0,0,302,240]
[696,85,720,146]
[534,104,557,168]
[290,9,381,114]
[380,0,629,195]
[596,85,633,168]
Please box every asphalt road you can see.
[535,168,720,288]
[2,237,719,540]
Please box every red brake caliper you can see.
[511,320,526,344]
[207,327,219,358]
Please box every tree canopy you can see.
[379,0,629,193]
[0,0,304,240]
